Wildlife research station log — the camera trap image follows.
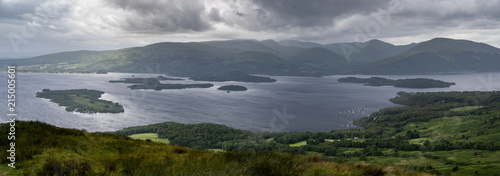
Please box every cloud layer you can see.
[1,0,500,57]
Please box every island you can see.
[109,76,183,84]
[110,76,211,90]
[337,77,455,88]
[217,85,248,91]
[190,71,276,83]
[35,89,124,113]
[128,83,214,90]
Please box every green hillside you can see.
[8,50,121,73]
[0,121,431,176]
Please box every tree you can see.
[359,155,367,161]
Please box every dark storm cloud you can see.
[238,0,391,29]
[105,0,212,33]
[208,7,223,22]
[0,0,48,19]
[382,0,500,37]
[394,1,500,20]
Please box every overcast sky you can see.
[1,0,500,58]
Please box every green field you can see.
[450,106,481,112]
[68,95,118,111]
[289,140,308,147]
[129,133,170,144]
[207,149,225,152]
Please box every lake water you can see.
[2,72,500,132]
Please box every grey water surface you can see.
[2,72,499,132]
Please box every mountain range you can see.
[3,37,500,76]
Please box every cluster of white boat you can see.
[338,107,376,116]
[336,107,377,128]
[339,124,358,128]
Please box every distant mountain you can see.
[323,40,415,63]
[279,40,324,49]
[201,39,275,55]
[7,40,346,76]
[290,47,347,66]
[280,39,415,63]
[348,39,416,63]
[259,39,306,59]
[360,38,500,74]
[4,37,499,76]
[201,39,304,59]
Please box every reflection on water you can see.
[1,72,499,132]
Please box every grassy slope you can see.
[449,106,481,112]
[290,141,308,147]
[0,121,430,176]
[129,133,170,144]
